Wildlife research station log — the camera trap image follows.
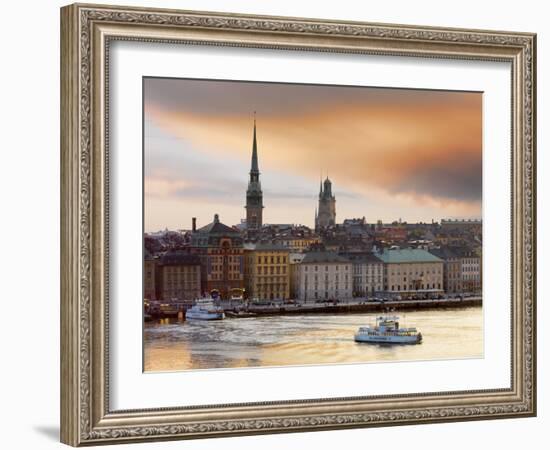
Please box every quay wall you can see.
[245,297,482,316]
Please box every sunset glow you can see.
[144,78,482,231]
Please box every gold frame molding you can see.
[60,3,536,446]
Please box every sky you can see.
[144,77,482,232]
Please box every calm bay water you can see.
[144,307,483,372]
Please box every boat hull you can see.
[354,334,422,344]
[185,311,225,320]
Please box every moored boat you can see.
[185,297,225,321]
[354,315,422,344]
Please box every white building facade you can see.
[460,253,481,293]
[378,248,444,295]
[342,252,384,297]
[297,251,352,301]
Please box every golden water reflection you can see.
[144,307,483,372]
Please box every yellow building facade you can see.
[244,243,290,301]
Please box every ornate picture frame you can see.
[60,3,536,446]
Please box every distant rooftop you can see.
[301,251,350,264]
[340,251,383,264]
[441,219,482,224]
[160,250,200,266]
[429,247,459,260]
[377,248,443,264]
[195,214,239,235]
[244,242,290,252]
[144,248,154,260]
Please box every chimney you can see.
[192,217,196,232]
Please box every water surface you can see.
[144,307,483,371]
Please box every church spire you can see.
[245,112,263,232]
[250,112,259,174]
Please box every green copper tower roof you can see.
[377,248,443,263]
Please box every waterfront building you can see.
[340,251,384,297]
[315,177,336,229]
[190,214,244,299]
[377,248,444,295]
[245,116,263,232]
[297,250,352,301]
[428,246,463,294]
[157,250,201,301]
[144,249,157,300]
[243,242,290,301]
[441,219,482,233]
[456,247,482,293]
[289,252,306,299]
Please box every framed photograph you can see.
[60,3,536,446]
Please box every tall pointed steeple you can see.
[250,112,259,175]
[245,112,263,233]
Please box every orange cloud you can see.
[145,91,481,215]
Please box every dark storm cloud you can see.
[144,77,479,117]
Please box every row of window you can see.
[390,283,441,291]
[164,266,199,273]
[352,277,383,283]
[256,266,287,275]
[254,275,288,282]
[279,240,317,248]
[209,274,243,281]
[390,268,441,276]
[462,259,480,264]
[353,266,382,274]
[304,265,350,272]
[163,281,199,288]
[255,255,288,265]
[305,274,349,282]
[305,284,350,290]
[463,274,480,280]
[164,274,199,282]
[210,264,242,273]
[209,248,242,255]
[209,256,242,263]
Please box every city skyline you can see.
[144,78,482,232]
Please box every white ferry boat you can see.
[185,297,225,321]
[354,316,422,344]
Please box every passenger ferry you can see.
[354,315,422,344]
[185,294,225,321]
